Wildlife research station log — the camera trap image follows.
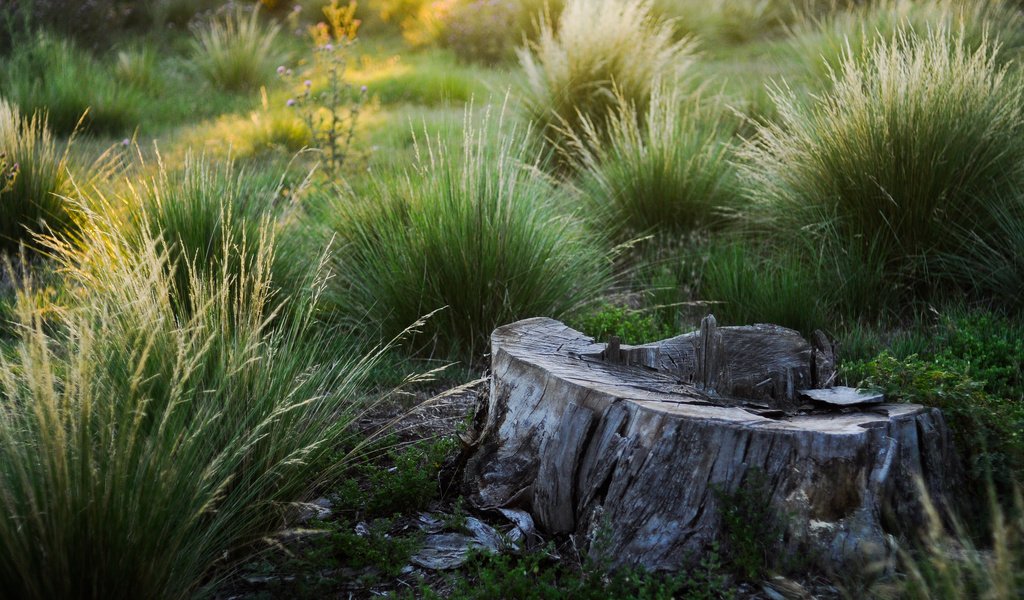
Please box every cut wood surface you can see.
[463,317,958,573]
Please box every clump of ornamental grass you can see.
[325,106,612,362]
[190,5,282,91]
[787,0,1024,82]
[0,98,76,253]
[741,26,1024,306]
[571,86,737,240]
[0,204,409,599]
[517,0,696,167]
[0,33,143,135]
[109,153,315,320]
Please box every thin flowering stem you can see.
[278,0,365,178]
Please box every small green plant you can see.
[713,469,787,581]
[325,107,611,362]
[429,540,726,599]
[572,304,674,345]
[0,98,76,253]
[518,0,696,167]
[356,437,458,517]
[190,4,282,90]
[281,0,368,177]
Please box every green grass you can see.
[190,5,283,91]
[0,203,392,599]
[107,153,319,321]
[324,107,611,361]
[0,98,77,252]
[517,0,696,167]
[698,240,828,335]
[0,33,144,135]
[741,25,1024,308]
[572,85,737,239]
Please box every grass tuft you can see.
[741,26,1024,305]
[190,5,282,91]
[0,202,392,599]
[0,98,76,253]
[325,105,611,361]
[517,0,696,167]
[571,85,737,239]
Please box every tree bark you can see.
[463,317,958,573]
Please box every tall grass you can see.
[937,191,1024,310]
[0,196,393,599]
[571,86,737,239]
[741,27,1024,303]
[190,5,282,91]
[107,153,315,320]
[517,0,696,167]
[325,107,611,361]
[0,98,76,253]
[788,0,1024,82]
[699,240,828,334]
[0,33,143,135]
[880,485,1024,599]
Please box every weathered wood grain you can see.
[462,317,958,573]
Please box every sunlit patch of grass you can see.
[517,0,696,167]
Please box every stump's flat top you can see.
[493,317,929,435]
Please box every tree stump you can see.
[462,317,959,573]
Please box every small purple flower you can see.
[277,65,286,75]
[360,85,367,93]
[121,138,130,147]
[292,4,302,12]
[324,43,334,51]
[11,163,18,172]
[286,98,296,107]
[304,79,312,88]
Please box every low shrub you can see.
[572,86,737,239]
[0,98,76,253]
[852,350,1023,508]
[190,5,282,91]
[0,33,143,135]
[426,541,727,600]
[517,0,696,167]
[0,205,388,598]
[325,109,611,361]
[741,26,1024,307]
